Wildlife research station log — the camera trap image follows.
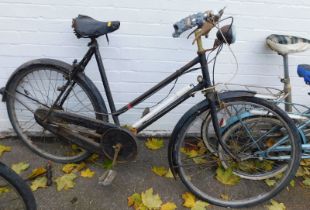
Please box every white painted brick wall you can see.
[0,0,310,133]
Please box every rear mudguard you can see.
[1,58,107,120]
[168,90,256,178]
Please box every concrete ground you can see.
[0,137,309,210]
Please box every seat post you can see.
[282,54,292,112]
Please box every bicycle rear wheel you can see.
[6,61,107,163]
[0,162,36,210]
[174,96,301,208]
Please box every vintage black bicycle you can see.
[0,162,36,210]
[0,8,301,208]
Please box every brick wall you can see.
[0,0,310,133]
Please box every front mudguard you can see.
[0,58,107,120]
[168,90,256,178]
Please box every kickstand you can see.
[98,143,122,186]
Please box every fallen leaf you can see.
[182,192,196,208]
[103,159,113,170]
[141,188,163,209]
[265,179,277,187]
[300,159,310,167]
[161,202,177,210]
[128,192,147,209]
[87,154,99,162]
[191,200,209,210]
[215,166,240,186]
[290,180,295,187]
[145,138,164,150]
[0,144,12,157]
[181,147,199,158]
[55,173,77,191]
[27,167,47,180]
[165,169,174,179]
[152,166,168,177]
[62,162,86,174]
[11,162,30,174]
[80,168,95,178]
[0,187,10,194]
[266,199,286,210]
[220,194,229,200]
[30,177,47,191]
[303,178,310,186]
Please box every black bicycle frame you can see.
[58,38,222,134]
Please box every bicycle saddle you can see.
[266,34,310,55]
[72,15,120,39]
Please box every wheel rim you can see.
[175,99,298,207]
[8,67,99,161]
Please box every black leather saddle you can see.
[72,15,120,39]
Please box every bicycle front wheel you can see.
[6,61,107,163]
[174,96,301,208]
[0,162,36,210]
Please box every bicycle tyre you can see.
[0,162,36,210]
[5,59,108,163]
[173,96,301,208]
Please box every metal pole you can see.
[282,54,292,112]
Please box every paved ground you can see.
[0,137,309,210]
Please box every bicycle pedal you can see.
[98,169,117,186]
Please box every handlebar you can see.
[172,8,225,38]
[172,12,208,38]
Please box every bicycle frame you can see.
[58,37,215,133]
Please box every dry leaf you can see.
[220,194,229,201]
[191,200,209,210]
[303,178,310,186]
[265,179,276,187]
[215,167,240,186]
[128,192,147,209]
[62,162,86,174]
[11,162,30,174]
[266,199,286,210]
[141,188,163,209]
[161,202,177,210]
[165,169,174,179]
[27,167,47,180]
[87,154,99,162]
[152,166,168,177]
[80,168,95,178]
[182,192,196,208]
[0,187,10,194]
[30,177,47,191]
[0,144,12,157]
[55,173,77,191]
[145,138,164,150]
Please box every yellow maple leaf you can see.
[181,147,199,158]
[11,162,30,174]
[145,138,164,150]
[0,144,12,157]
[152,166,168,177]
[55,173,77,191]
[191,200,209,210]
[161,202,177,210]
[266,199,286,210]
[30,176,47,191]
[128,192,145,209]
[87,154,99,162]
[141,188,163,209]
[0,187,10,194]
[80,168,95,178]
[182,192,196,208]
[27,167,47,180]
[62,162,86,174]
[215,166,240,186]
[165,169,174,179]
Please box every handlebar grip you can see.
[172,12,208,38]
